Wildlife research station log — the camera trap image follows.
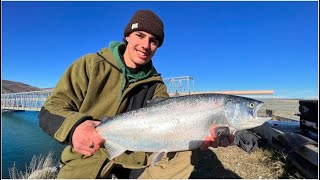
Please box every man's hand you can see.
[72,120,105,156]
[200,125,234,150]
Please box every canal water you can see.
[1,111,66,178]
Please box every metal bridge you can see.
[163,76,194,96]
[1,89,54,111]
[1,76,274,112]
[1,76,196,111]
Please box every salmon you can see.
[95,93,270,165]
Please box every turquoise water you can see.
[1,111,66,178]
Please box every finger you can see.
[75,140,97,154]
[91,139,104,151]
[209,125,219,138]
[219,138,229,147]
[89,141,95,149]
[90,135,105,151]
[89,141,99,151]
[74,147,93,156]
[92,131,105,145]
[228,134,235,143]
[91,121,105,144]
[86,141,101,153]
[210,138,219,148]
[91,120,101,126]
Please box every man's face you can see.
[124,31,159,69]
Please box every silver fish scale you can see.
[96,95,227,151]
[95,94,268,159]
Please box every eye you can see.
[248,102,255,109]
[134,32,143,38]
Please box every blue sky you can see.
[2,1,318,99]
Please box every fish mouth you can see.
[253,102,264,119]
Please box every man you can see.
[39,9,233,179]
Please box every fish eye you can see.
[248,102,255,108]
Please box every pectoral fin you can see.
[104,141,126,160]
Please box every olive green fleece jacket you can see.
[39,43,169,178]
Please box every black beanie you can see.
[124,10,164,47]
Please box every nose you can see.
[141,38,150,50]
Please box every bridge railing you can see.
[1,80,274,112]
[1,89,54,111]
[163,76,194,96]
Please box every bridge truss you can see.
[1,89,54,111]
[163,76,195,96]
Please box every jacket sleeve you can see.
[39,56,94,145]
[153,81,170,98]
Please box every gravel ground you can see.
[257,98,301,120]
[258,99,300,112]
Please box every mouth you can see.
[253,103,263,119]
[136,49,149,59]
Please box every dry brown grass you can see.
[190,145,304,179]
[9,151,58,179]
[210,146,285,179]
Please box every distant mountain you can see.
[1,80,41,94]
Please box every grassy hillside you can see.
[1,80,41,94]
